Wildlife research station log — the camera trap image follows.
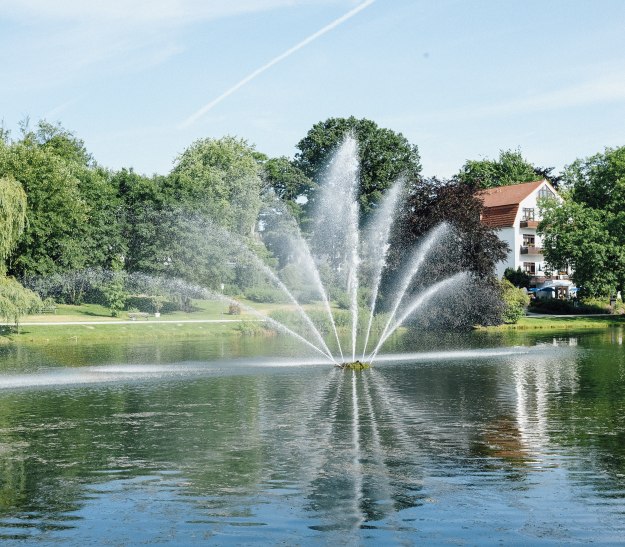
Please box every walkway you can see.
[0,319,262,327]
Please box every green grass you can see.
[0,320,254,345]
[481,314,625,331]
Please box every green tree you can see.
[165,136,263,236]
[262,157,315,222]
[457,149,558,189]
[0,121,123,278]
[101,259,127,317]
[0,175,27,275]
[540,146,625,298]
[0,276,42,332]
[500,279,530,323]
[294,116,421,217]
[504,267,531,289]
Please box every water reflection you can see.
[0,332,623,543]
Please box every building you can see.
[478,180,574,297]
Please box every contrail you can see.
[179,0,375,128]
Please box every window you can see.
[538,186,555,200]
[522,208,535,221]
[523,234,535,247]
[523,262,536,274]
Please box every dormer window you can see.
[538,186,555,200]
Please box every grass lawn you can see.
[482,314,625,331]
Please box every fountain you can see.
[220,134,464,368]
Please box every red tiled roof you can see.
[481,204,518,228]
[477,180,544,207]
[477,180,545,228]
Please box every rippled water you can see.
[0,329,624,544]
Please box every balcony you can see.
[520,219,539,228]
[520,245,543,255]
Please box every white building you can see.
[479,180,574,297]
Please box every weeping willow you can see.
[0,175,26,272]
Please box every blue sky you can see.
[1,0,624,177]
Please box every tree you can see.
[262,157,316,221]
[0,175,26,275]
[165,136,263,236]
[457,149,558,189]
[100,259,127,317]
[294,116,421,217]
[0,276,42,332]
[389,177,508,279]
[540,146,625,297]
[500,279,530,323]
[375,177,509,328]
[0,121,123,278]
[504,267,531,289]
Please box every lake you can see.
[0,328,624,544]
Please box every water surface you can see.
[0,329,624,544]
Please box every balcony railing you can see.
[520,219,539,228]
[520,245,543,255]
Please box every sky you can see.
[1,0,625,178]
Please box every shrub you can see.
[125,295,179,314]
[529,298,606,315]
[228,303,241,315]
[244,287,289,304]
[501,279,530,323]
[503,267,531,289]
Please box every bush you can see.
[529,298,607,315]
[228,303,241,315]
[501,280,530,324]
[244,286,289,304]
[125,295,179,314]
[503,267,531,289]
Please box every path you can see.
[0,319,262,327]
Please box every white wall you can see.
[495,226,516,278]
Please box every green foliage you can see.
[0,121,123,278]
[500,279,530,324]
[504,267,531,289]
[125,296,179,314]
[0,276,42,332]
[457,149,550,189]
[262,157,315,220]
[100,260,127,317]
[529,298,606,315]
[244,286,289,304]
[166,136,263,236]
[294,116,421,218]
[540,146,625,297]
[0,175,26,273]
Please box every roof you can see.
[477,180,546,228]
[478,180,544,207]
[480,204,518,228]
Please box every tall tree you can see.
[294,116,421,217]
[262,156,316,222]
[382,177,509,329]
[0,121,124,278]
[165,136,263,236]
[457,149,559,189]
[0,174,26,275]
[540,146,625,297]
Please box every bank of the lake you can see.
[0,300,268,345]
[481,314,625,331]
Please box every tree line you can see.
[0,116,623,326]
